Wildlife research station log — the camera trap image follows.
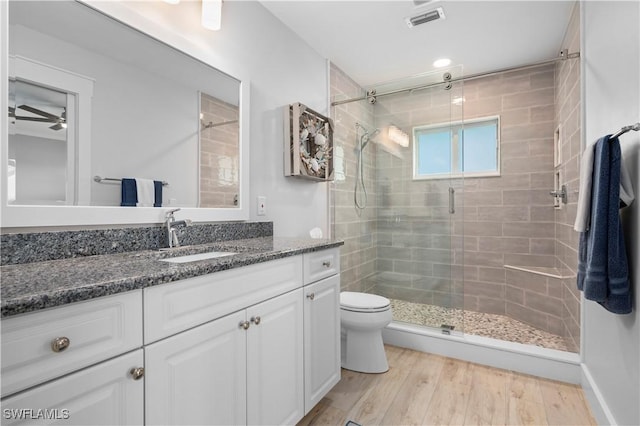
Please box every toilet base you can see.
[341,328,389,373]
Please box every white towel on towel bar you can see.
[135,178,155,207]
[574,136,635,232]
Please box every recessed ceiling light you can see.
[433,58,451,68]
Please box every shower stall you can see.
[330,49,582,358]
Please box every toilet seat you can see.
[340,292,390,313]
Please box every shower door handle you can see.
[448,187,455,214]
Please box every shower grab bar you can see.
[448,187,455,214]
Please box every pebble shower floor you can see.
[390,299,571,352]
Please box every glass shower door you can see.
[371,66,464,333]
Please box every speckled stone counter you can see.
[1,237,343,318]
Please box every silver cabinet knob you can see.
[51,337,70,353]
[322,261,331,268]
[250,316,261,325]
[239,320,250,330]
[306,293,315,301]
[130,367,144,380]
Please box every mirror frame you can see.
[0,0,251,227]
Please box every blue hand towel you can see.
[154,180,163,207]
[121,178,137,207]
[577,135,631,314]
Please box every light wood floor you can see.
[299,345,596,426]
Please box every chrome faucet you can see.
[165,208,192,248]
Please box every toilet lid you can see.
[340,292,390,311]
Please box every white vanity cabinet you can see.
[1,246,341,425]
[143,256,305,426]
[302,248,341,414]
[0,291,144,425]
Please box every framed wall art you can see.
[284,102,334,181]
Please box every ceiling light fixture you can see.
[202,0,222,31]
[433,58,451,68]
[165,0,221,31]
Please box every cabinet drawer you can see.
[1,349,144,426]
[144,255,303,343]
[303,248,340,285]
[1,291,143,398]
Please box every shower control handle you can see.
[549,184,568,204]
[448,187,455,214]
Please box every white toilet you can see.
[340,291,393,373]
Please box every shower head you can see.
[360,128,380,150]
[355,122,380,150]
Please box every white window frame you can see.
[412,115,501,180]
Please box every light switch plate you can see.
[257,196,266,216]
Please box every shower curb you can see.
[381,322,581,384]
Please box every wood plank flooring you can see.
[298,345,596,426]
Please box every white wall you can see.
[229,2,329,237]
[106,1,330,237]
[582,2,640,425]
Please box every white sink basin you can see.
[160,251,236,264]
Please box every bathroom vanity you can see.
[0,239,342,425]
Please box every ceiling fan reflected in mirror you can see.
[8,104,67,131]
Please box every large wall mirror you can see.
[1,0,250,227]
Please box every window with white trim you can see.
[413,116,500,179]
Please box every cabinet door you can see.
[303,274,341,413]
[145,311,247,426]
[246,289,304,426]
[1,350,143,425]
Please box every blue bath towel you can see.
[154,181,163,208]
[577,135,631,314]
[120,178,163,207]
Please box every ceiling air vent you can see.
[405,7,445,28]
[413,0,434,5]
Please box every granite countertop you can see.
[0,237,343,318]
